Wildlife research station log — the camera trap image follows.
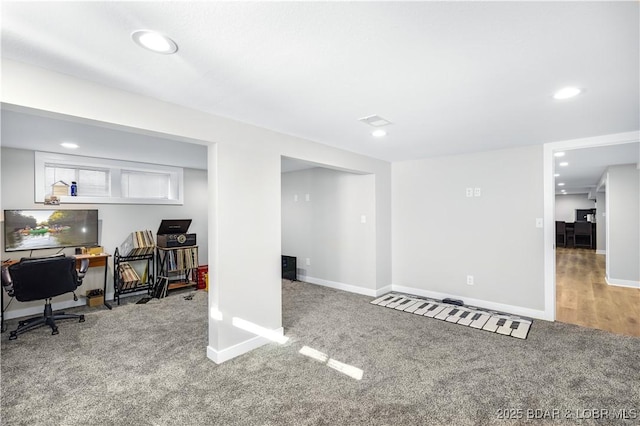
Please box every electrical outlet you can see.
[466,275,474,285]
[474,187,481,197]
[361,215,367,224]
[306,258,311,266]
[466,188,473,197]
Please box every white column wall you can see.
[606,164,640,286]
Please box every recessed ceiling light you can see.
[372,129,387,138]
[557,183,565,186]
[60,142,78,149]
[559,162,569,167]
[554,173,560,177]
[554,152,565,157]
[553,87,582,100]
[132,30,178,54]
[561,190,567,194]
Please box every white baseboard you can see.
[293,277,546,320]
[605,275,640,289]
[298,275,378,297]
[3,289,147,320]
[596,250,606,255]
[374,285,393,297]
[391,284,547,320]
[4,298,87,321]
[207,327,284,364]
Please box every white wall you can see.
[554,194,595,222]
[1,60,392,363]
[595,191,606,253]
[282,167,376,293]
[392,145,545,317]
[1,147,209,318]
[606,164,640,286]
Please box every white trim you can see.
[596,250,606,255]
[374,285,393,297]
[3,297,86,321]
[206,327,284,364]
[392,284,547,320]
[543,131,640,322]
[3,290,148,320]
[605,275,640,289]
[298,275,378,297]
[295,277,546,320]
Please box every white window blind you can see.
[121,170,172,199]
[45,165,110,197]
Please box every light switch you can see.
[294,194,298,202]
[305,194,310,202]
[361,215,367,224]
[536,218,543,228]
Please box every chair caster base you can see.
[79,315,85,323]
[51,328,59,335]
[9,332,17,340]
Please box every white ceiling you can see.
[0,107,208,170]
[2,1,638,163]
[553,143,639,195]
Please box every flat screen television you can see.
[4,209,99,252]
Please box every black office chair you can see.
[1,254,89,340]
[574,222,593,248]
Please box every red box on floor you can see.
[197,265,208,290]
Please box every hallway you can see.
[556,248,640,337]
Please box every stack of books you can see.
[164,247,199,271]
[119,230,155,257]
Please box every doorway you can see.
[544,136,640,336]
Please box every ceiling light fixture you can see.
[60,142,78,149]
[553,87,582,100]
[559,162,569,167]
[554,152,565,157]
[132,30,178,54]
[359,115,392,127]
[372,129,387,138]
[558,183,565,186]
[554,173,560,177]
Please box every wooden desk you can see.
[74,253,112,309]
[1,253,111,332]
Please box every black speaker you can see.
[282,255,297,281]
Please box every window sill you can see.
[40,196,183,205]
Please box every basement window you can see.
[35,152,183,205]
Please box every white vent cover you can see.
[359,115,392,127]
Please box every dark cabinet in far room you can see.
[282,256,297,281]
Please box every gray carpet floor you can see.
[1,280,639,425]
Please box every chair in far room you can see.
[574,222,593,248]
[555,221,566,247]
[1,254,89,340]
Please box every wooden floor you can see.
[556,247,640,337]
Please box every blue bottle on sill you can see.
[70,181,78,196]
